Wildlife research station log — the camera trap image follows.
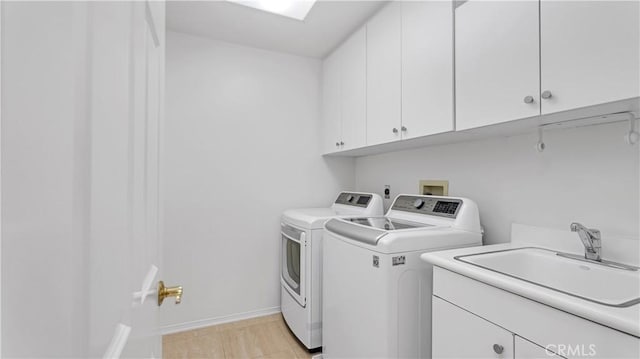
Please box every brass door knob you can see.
[158,281,182,306]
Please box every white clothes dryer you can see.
[322,194,482,358]
[281,192,383,350]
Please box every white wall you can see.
[161,31,354,331]
[356,122,639,244]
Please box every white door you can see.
[121,1,167,357]
[432,296,514,358]
[540,0,640,114]
[86,1,169,357]
[455,0,540,131]
[340,26,367,151]
[321,49,342,153]
[401,0,454,139]
[1,1,171,357]
[366,2,402,145]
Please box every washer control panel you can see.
[391,195,462,218]
[335,192,372,208]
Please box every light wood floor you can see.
[163,313,316,359]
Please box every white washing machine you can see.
[322,194,482,358]
[281,192,383,350]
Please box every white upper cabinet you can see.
[321,27,367,154]
[321,49,342,154]
[322,0,638,155]
[340,27,367,151]
[456,0,640,132]
[455,0,541,131]
[401,1,454,139]
[540,0,640,114]
[366,2,402,146]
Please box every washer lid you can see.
[325,218,387,246]
[345,217,434,231]
[325,216,446,246]
[282,208,339,229]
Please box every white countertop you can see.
[421,242,640,338]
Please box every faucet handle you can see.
[570,222,583,232]
[570,222,600,237]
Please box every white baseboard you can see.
[160,306,281,335]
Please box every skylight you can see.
[227,0,318,21]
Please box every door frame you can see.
[1,0,4,355]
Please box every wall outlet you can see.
[384,185,391,199]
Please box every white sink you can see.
[456,247,640,307]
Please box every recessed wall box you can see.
[419,180,449,196]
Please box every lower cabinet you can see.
[432,267,640,359]
[433,296,513,358]
[433,296,570,359]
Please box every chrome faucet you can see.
[570,222,601,261]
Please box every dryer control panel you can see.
[335,192,372,208]
[391,195,462,219]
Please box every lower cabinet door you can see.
[515,336,565,359]
[432,296,514,358]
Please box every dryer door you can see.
[281,223,306,306]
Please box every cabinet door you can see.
[340,26,367,150]
[515,336,565,359]
[401,0,454,139]
[540,0,640,114]
[366,2,402,145]
[321,50,342,154]
[455,0,540,131]
[432,296,514,358]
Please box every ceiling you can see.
[166,0,388,58]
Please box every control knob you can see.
[346,195,355,202]
[413,199,425,209]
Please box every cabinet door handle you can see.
[335,142,340,147]
[340,141,344,146]
[523,95,535,104]
[401,126,407,131]
[392,128,399,134]
[492,344,504,354]
[541,90,553,100]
